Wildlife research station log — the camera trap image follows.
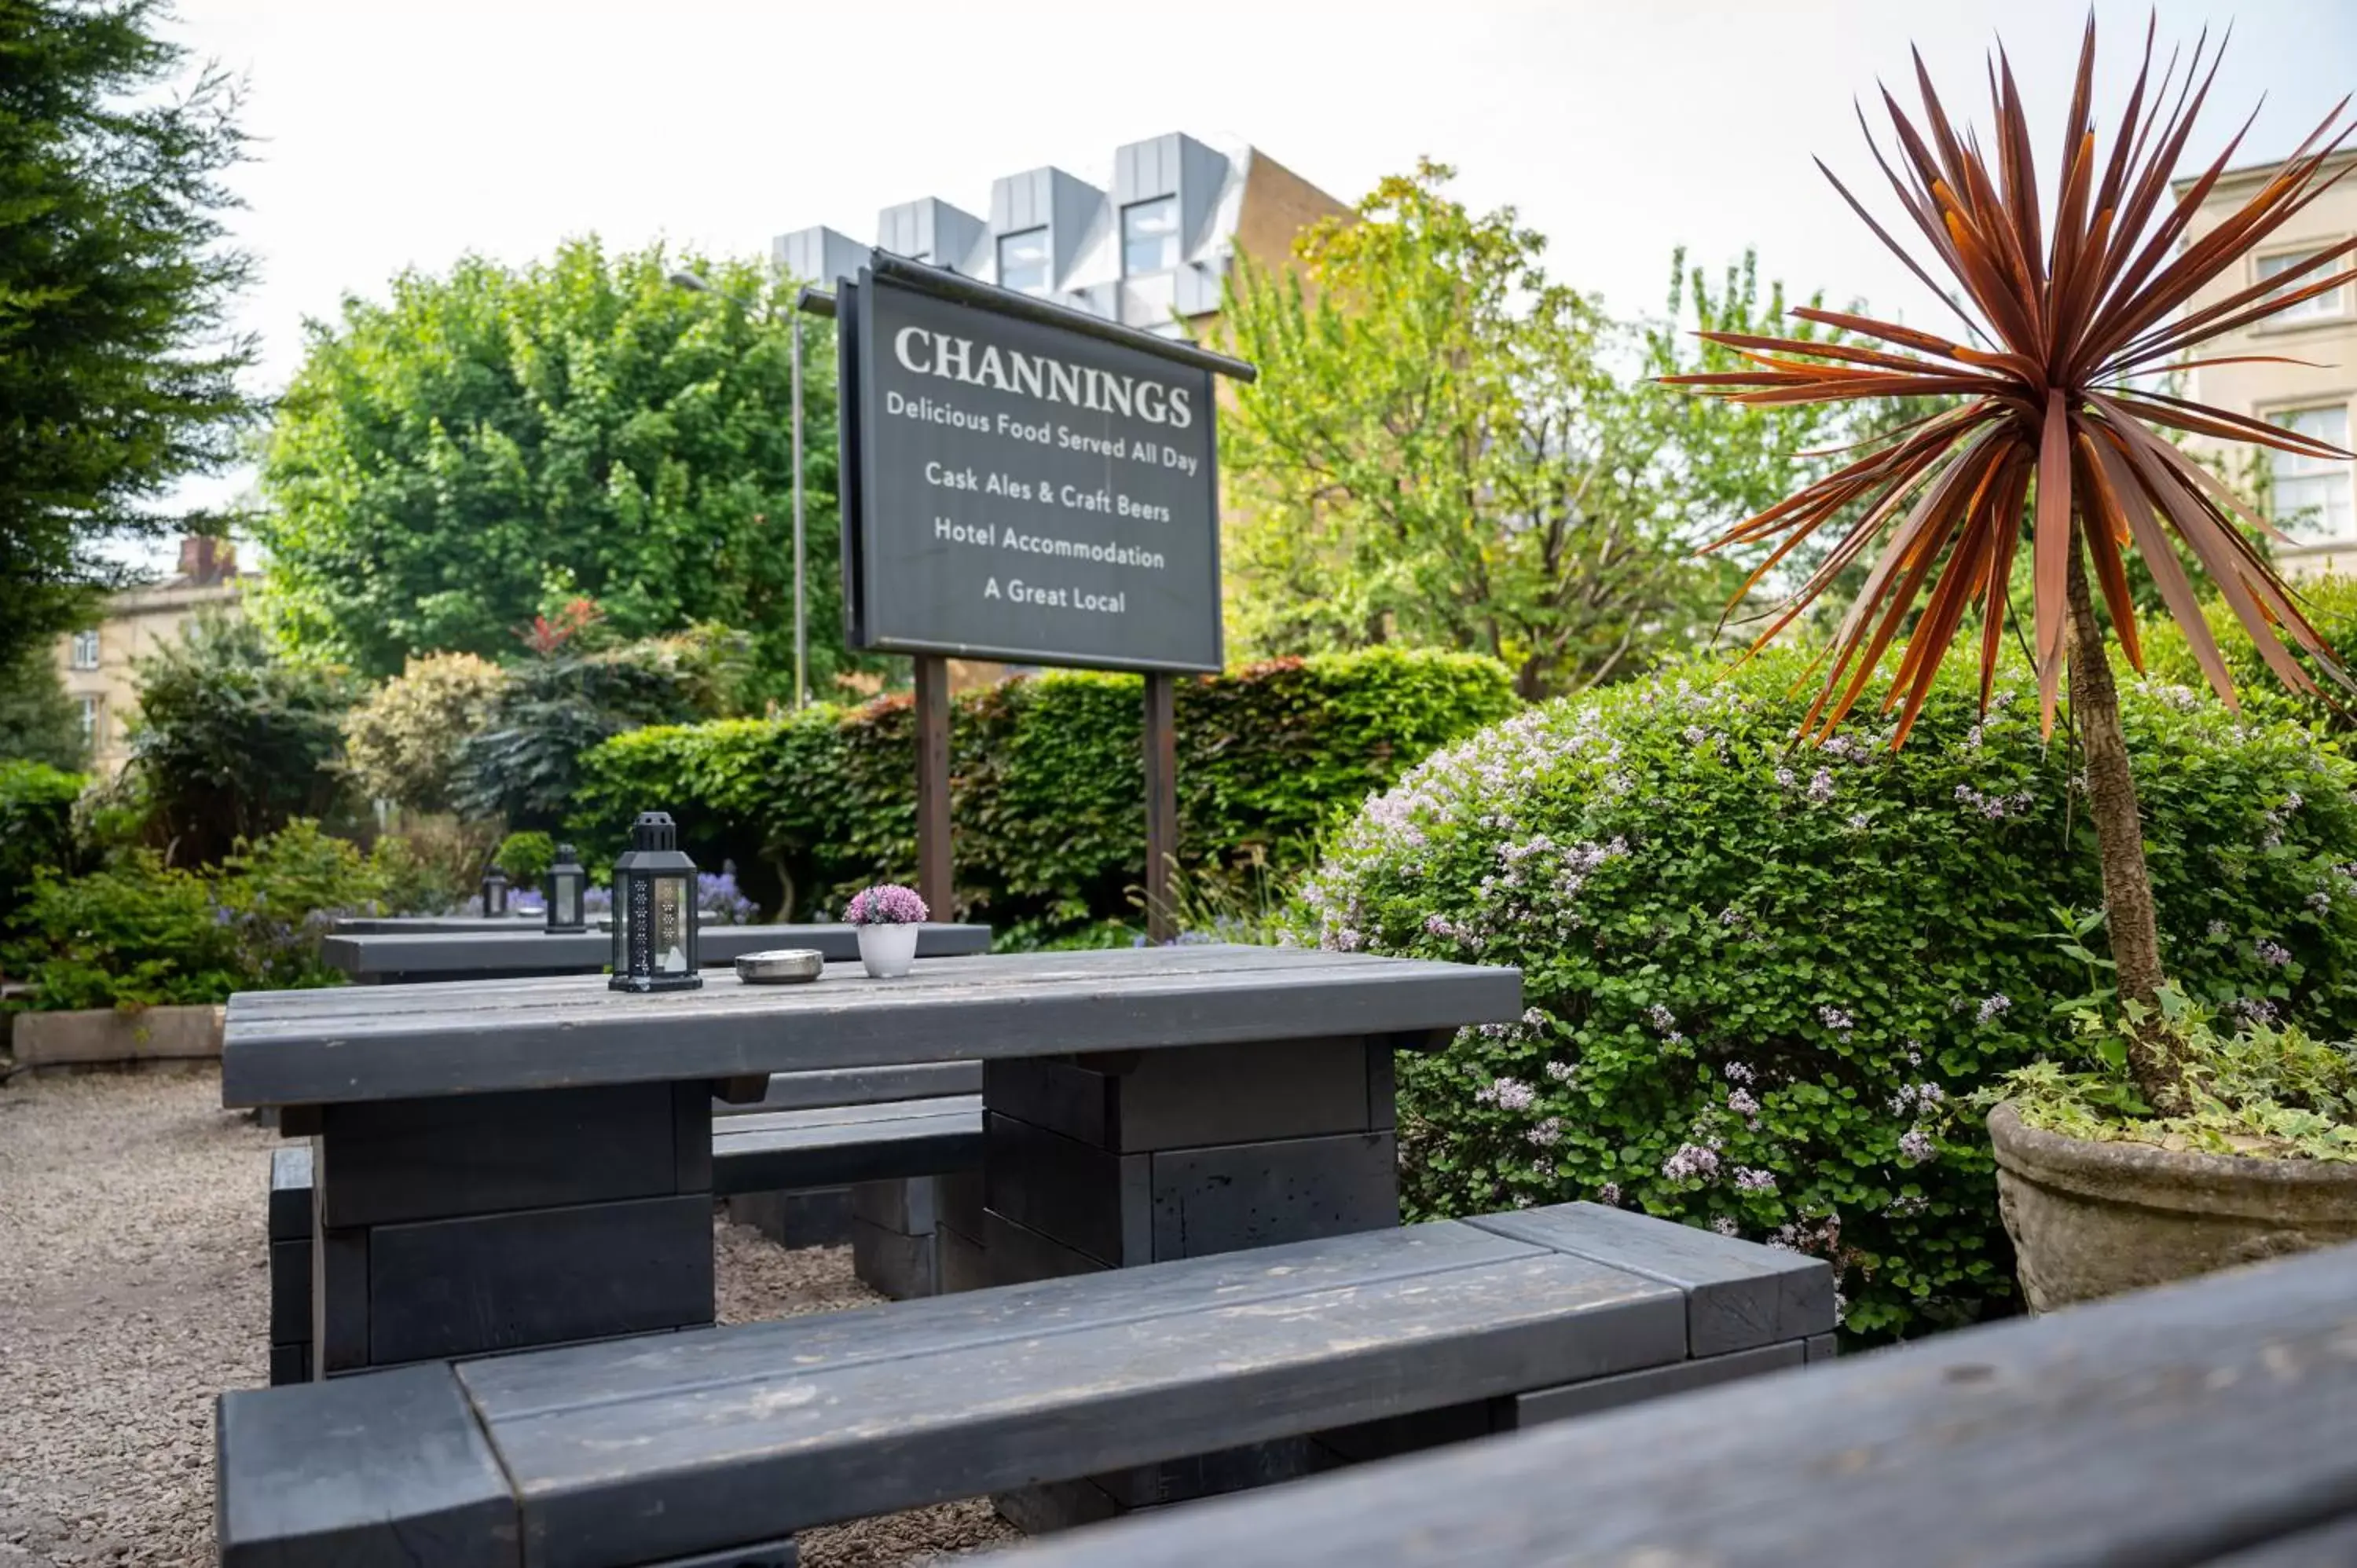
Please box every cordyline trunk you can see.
[2063,519,2181,1114]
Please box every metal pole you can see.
[790,313,807,710]
[915,654,952,916]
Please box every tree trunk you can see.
[2063,522,2179,1112]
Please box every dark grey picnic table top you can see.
[321,921,991,978]
[221,945,1522,1109]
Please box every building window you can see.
[1123,196,1180,276]
[77,694,101,746]
[997,228,1050,295]
[2271,403,2355,540]
[69,628,101,669]
[2256,248,2348,324]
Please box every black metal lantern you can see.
[545,842,588,934]
[479,866,510,918]
[609,811,700,992]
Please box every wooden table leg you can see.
[309,1082,717,1376]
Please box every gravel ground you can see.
[0,1065,1020,1567]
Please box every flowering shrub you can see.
[1302,649,2357,1340]
[698,866,758,925]
[845,884,928,926]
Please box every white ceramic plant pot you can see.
[857,922,920,979]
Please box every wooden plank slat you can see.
[713,1108,983,1194]
[269,1145,313,1241]
[714,1061,981,1114]
[1466,1203,1835,1354]
[998,1240,2357,1568]
[222,947,1521,1108]
[216,1365,518,1568]
[470,1248,1683,1566]
[717,1096,983,1135]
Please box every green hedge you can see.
[571,648,1521,945]
[0,761,85,933]
[2140,573,2357,731]
[1301,649,2357,1342]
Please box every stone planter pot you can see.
[10,1003,225,1070]
[856,923,920,980]
[1989,1101,2357,1312]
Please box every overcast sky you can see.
[156,0,2357,550]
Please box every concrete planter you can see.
[11,1003,225,1069]
[1989,1101,2357,1312]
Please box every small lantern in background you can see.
[479,865,510,918]
[610,811,700,992]
[545,843,588,934]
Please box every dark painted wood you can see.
[938,1168,984,1241]
[456,1222,1681,1566]
[981,1207,1109,1285]
[849,1219,936,1301]
[319,1083,684,1229]
[1314,1400,1498,1465]
[713,1061,981,1116]
[1805,1332,1838,1363]
[713,1101,982,1194]
[724,1189,852,1249]
[268,1342,309,1387]
[915,653,951,914]
[269,1237,311,1345]
[221,947,1523,1108]
[937,1218,990,1294]
[1466,1202,1835,1356]
[366,1193,713,1365]
[673,1081,713,1192]
[1365,1042,1396,1132]
[1143,670,1176,945]
[996,1240,2357,1568]
[322,922,991,980]
[1507,1340,1804,1428]
[313,1214,368,1376]
[849,1176,938,1236]
[986,1039,1379,1154]
[1149,1132,1398,1260]
[216,1365,517,1568]
[269,1145,313,1240]
[984,1112,1152,1266]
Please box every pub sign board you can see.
[838,262,1224,673]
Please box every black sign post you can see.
[831,255,1254,937]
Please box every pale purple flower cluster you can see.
[1976,993,2012,1024]
[1734,1167,1778,1194]
[1526,1117,1563,1149]
[1544,1060,1578,1083]
[1645,1003,1680,1035]
[1817,1005,1855,1033]
[1726,1087,1761,1127]
[1477,1076,1536,1112]
[2208,918,2230,940]
[1723,1061,1757,1085]
[1710,1216,1740,1237]
[2229,996,2282,1026]
[845,883,929,926]
[1662,1142,1721,1181]
[1773,767,1797,789]
[2255,938,2293,968]
[1593,1182,1622,1207]
[2309,892,2333,914]
[1887,1193,1928,1218]
[1805,768,1835,804]
[1955,783,2036,820]
[1897,1129,1937,1165]
[1887,1082,1945,1116]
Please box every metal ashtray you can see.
[734,948,826,984]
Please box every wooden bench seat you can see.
[995,1237,2357,1568]
[265,1079,987,1384]
[218,1203,1832,1567]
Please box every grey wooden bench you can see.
[217,1203,1832,1566]
[995,1238,2357,1568]
[263,1071,986,1385]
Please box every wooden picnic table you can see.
[321,921,992,983]
[222,945,1521,1379]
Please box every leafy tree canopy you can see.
[0,0,257,672]
[0,641,87,768]
[254,237,867,702]
[1215,161,1853,699]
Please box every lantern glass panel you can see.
[652,875,690,973]
[554,878,582,929]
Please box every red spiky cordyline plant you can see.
[1666,16,2357,1108]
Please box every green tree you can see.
[0,0,257,673]
[1215,163,1850,699]
[255,238,865,702]
[0,642,87,768]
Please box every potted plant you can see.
[1668,20,2357,1306]
[845,883,928,979]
